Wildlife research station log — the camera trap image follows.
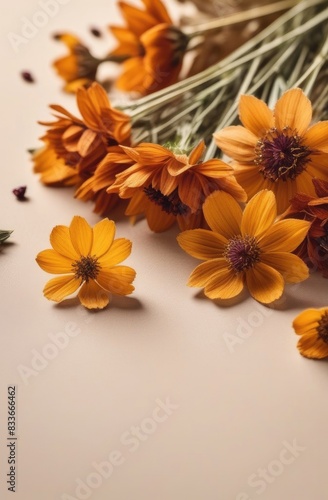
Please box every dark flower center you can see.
[225,235,261,273]
[317,311,328,344]
[144,186,189,216]
[255,127,312,181]
[72,255,100,282]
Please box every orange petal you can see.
[258,219,310,252]
[241,190,276,238]
[50,225,79,260]
[204,268,244,300]
[188,140,206,165]
[245,262,284,303]
[146,203,175,232]
[187,258,229,287]
[36,249,73,274]
[177,229,227,260]
[98,238,132,267]
[260,252,309,283]
[239,94,274,136]
[91,219,116,257]
[97,266,136,295]
[297,334,328,359]
[214,126,257,162]
[69,216,93,256]
[43,275,81,302]
[203,190,242,238]
[274,88,312,135]
[304,121,328,152]
[292,308,325,335]
[78,280,110,309]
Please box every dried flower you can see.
[36,216,136,309]
[12,186,27,200]
[177,189,310,303]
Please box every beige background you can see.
[1,1,328,499]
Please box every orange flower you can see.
[293,307,328,359]
[177,189,310,303]
[214,88,328,214]
[53,34,101,93]
[36,216,136,309]
[32,143,81,186]
[107,140,246,232]
[109,0,188,95]
[35,82,131,183]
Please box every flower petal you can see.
[214,126,257,162]
[274,88,312,135]
[187,258,229,287]
[78,280,110,309]
[203,190,242,238]
[189,140,206,164]
[91,219,116,257]
[36,249,73,274]
[241,190,276,238]
[98,238,132,267]
[304,121,328,152]
[292,308,323,335]
[297,334,328,359]
[50,225,79,260]
[97,266,136,295]
[43,275,81,302]
[239,94,274,136]
[177,229,227,260]
[259,219,310,252]
[260,252,309,283]
[69,216,93,256]
[204,268,244,300]
[246,262,284,303]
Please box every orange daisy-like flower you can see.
[214,88,328,214]
[110,0,188,95]
[35,82,131,184]
[293,307,328,359]
[107,140,246,232]
[36,216,136,309]
[53,34,101,93]
[177,189,310,303]
[32,142,81,186]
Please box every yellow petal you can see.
[50,225,79,260]
[78,280,110,309]
[297,334,328,359]
[241,190,276,238]
[43,275,81,302]
[274,88,312,135]
[97,266,136,295]
[258,219,310,252]
[203,190,242,238]
[292,308,324,335]
[91,219,116,258]
[214,126,257,162]
[260,252,309,283]
[69,216,93,256]
[98,238,132,267]
[245,262,284,303]
[177,229,227,260]
[239,94,274,136]
[36,249,73,274]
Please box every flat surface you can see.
[1,1,327,499]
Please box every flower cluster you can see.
[31,0,328,359]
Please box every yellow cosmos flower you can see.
[177,189,310,303]
[36,216,136,309]
[214,88,328,214]
[293,307,328,359]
